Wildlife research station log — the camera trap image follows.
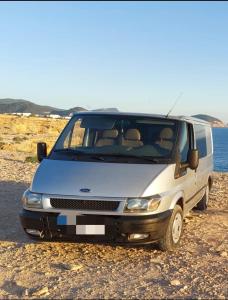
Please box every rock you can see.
[150,258,161,264]
[32,286,49,296]
[24,289,29,296]
[45,271,52,276]
[220,251,227,257]
[66,264,83,271]
[170,279,181,286]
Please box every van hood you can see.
[31,159,167,198]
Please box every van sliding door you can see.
[194,124,213,200]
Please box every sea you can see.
[213,128,228,172]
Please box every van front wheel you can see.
[158,205,183,251]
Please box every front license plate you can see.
[76,225,105,235]
[57,214,105,235]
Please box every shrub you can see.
[25,156,38,163]
[0,142,5,149]
[13,136,26,143]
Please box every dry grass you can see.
[0,115,67,154]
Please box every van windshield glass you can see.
[51,115,178,163]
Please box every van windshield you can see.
[50,114,178,163]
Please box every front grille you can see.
[50,198,120,211]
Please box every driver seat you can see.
[156,128,174,150]
[122,129,143,147]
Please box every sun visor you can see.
[80,116,116,129]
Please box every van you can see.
[20,112,213,251]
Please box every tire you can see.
[158,205,183,251]
[196,184,209,211]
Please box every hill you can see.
[192,114,225,127]
[0,99,224,127]
[50,106,87,116]
[0,98,59,114]
[0,98,120,116]
[0,98,87,116]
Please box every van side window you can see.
[195,124,207,158]
[179,122,190,162]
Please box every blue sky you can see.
[0,1,228,121]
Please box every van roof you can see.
[74,111,211,126]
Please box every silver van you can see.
[20,112,213,250]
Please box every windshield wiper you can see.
[84,155,106,161]
[53,149,85,154]
[116,154,161,163]
[53,150,167,163]
[89,153,163,163]
[53,149,106,161]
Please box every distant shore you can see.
[212,124,228,128]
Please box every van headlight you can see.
[22,190,43,209]
[125,197,160,213]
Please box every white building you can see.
[49,114,61,119]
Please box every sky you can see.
[0,1,228,121]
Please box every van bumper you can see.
[19,209,172,244]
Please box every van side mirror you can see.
[37,142,47,162]
[188,149,199,170]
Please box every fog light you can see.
[128,233,149,240]
[26,229,42,237]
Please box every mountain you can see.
[192,114,225,127]
[0,99,224,127]
[0,98,27,105]
[0,98,59,114]
[50,106,87,116]
[0,98,87,116]
[92,108,119,112]
[0,98,119,116]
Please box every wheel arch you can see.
[208,175,213,191]
[176,197,184,211]
[169,191,185,212]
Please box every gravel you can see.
[0,150,227,299]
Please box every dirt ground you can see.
[0,150,227,299]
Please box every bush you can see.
[0,142,5,149]
[25,156,38,163]
[13,136,27,143]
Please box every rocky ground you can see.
[0,150,227,299]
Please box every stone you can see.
[170,279,181,286]
[67,264,83,271]
[33,286,49,296]
[24,289,29,296]
[220,251,227,257]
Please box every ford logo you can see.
[80,188,91,193]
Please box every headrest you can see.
[160,128,174,139]
[125,129,141,141]
[102,129,118,139]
